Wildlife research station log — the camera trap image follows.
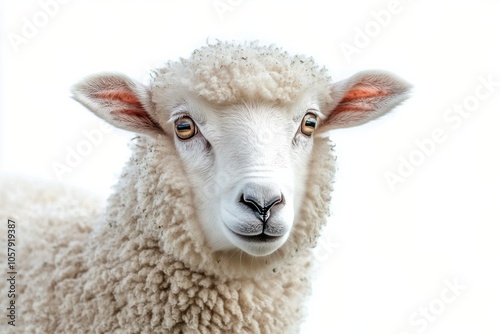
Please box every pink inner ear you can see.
[95,89,148,118]
[95,89,141,105]
[94,88,161,132]
[342,85,390,101]
[335,85,390,112]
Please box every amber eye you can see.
[174,116,198,140]
[301,113,317,136]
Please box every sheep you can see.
[0,41,410,333]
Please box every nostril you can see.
[240,194,263,213]
[264,195,283,212]
[240,193,283,222]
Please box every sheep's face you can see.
[168,99,319,256]
[72,65,410,258]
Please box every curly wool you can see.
[152,41,333,106]
[0,135,335,333]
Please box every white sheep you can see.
[0,41,409,333]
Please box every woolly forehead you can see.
[150,43,333,107]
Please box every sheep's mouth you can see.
[231,231,282,243]
[225,226,288,256]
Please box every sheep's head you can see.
[72,42,410,261]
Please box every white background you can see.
[1,0,499,333]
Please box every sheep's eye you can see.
[301,113,317,136]
[174,116,197,140]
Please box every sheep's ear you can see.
[318,71,411,132]
[71,73,163,136]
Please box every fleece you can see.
[152,41,333,106]
[0,42,337,333]
[0,136,335,333]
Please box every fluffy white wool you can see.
[152,41,333,106]
[0,135,335,333]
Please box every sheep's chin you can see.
[223,228,290,257]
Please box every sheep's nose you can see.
[239,183,284,223]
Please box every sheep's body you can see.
[0,135,335,333]
[0,41,409,333]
